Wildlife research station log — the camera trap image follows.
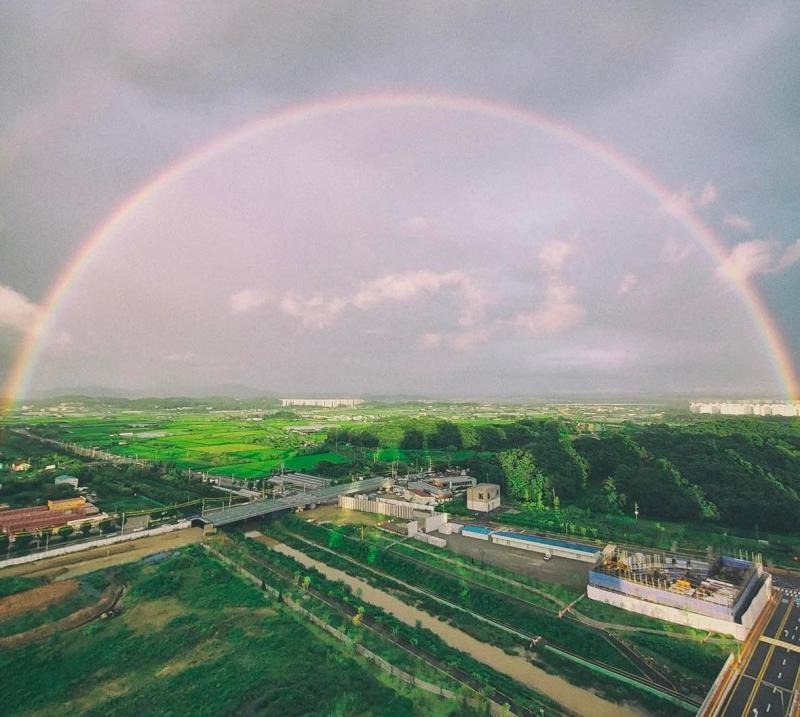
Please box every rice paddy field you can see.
[17,413,350,479]
[10,410,490,483]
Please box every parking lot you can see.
[442,530,591,590]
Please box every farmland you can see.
[1,546,481,717]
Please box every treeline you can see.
[326,415,800,534]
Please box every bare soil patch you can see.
[0,584,122,649]
[301,505,384,526]
[0,579,78,620]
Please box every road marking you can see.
[743,601,795,717]
[759,636,800,653]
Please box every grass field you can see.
[1,546,476,717]
[14,413,350,480]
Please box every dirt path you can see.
[270,538,647,717]
[0,579,78,619]
[0,583,124,650]
[0,529,204,580]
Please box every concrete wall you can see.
[379,497,434,515]
[413,532,447,548]
[0,521,192,568]
[587,584,749,639]
[424,512,447,533]
[338,495,416,520]
[739,574,771,632]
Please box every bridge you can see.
[199,476,391,526]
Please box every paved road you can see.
[201,476,389,526]
[720,589,800,717]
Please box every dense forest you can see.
[326,416,800,534]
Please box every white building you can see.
[280,398,364,408]
[689,400,800,417]
[466,483,501,512]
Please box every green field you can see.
[0,547,475,717]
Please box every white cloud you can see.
[697,182,718,207]
[717,239,800,281]
[229,288,269,314]
[418,331,442,348]
[279,294,348,328]
[512,279,584,335]
[281,270,488,329]
[776,240,800,272]
[724,214,754,233]
[538,239,576,273]
[0,283,39,330]
[660,182,718,216]
[660,237,693,264]
[617,273,638,295]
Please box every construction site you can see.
[588,547,772,639]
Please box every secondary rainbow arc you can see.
[3,91,797,408]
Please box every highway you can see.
[719,588,800,717]
[200,476,389,526]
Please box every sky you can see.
[1,1,799,400]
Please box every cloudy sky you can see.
[1,1,798,399]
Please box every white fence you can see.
[0,521,192,569]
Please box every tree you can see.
[432,421,463,450]
[99,518,116,534]
[14,532,34,550]
[499,449,536,502]
[400,428,424,450]
[58,525,75,540]
[79,521,93,537]
[601,476,625,514]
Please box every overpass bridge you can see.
[199,476,390,527]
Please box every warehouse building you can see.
[491,530,602,563]
[0,497,106,538]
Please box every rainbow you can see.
[3,91,797,408]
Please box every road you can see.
[201,476,389,526]
[719,588,800,717]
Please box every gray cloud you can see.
[1,2,799,398]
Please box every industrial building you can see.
[466,483,501,512]
[0,496,107,538]
[491,530,602,562]
[587,547,771,639]
[424,470,476,493]
[461,525,602,562]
